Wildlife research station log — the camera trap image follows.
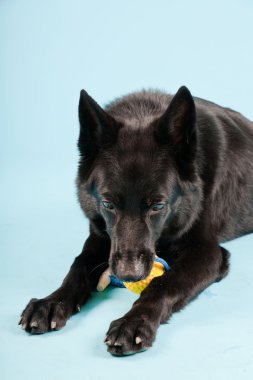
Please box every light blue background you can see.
[1,0,253,379]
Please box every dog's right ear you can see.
[78,90,119,159]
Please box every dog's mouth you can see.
[112,272,146,283]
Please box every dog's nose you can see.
[111,258,145,282]
[110,249,154,282]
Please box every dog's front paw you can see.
[105,316,157,356]
[19,297,76,334]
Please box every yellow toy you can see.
[97,257,170,294]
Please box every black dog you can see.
[20,86,253,355]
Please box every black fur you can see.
[20,86,253,356]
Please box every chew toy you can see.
[97,257,170,294]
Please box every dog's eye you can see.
[102,201,114,210]
[151,203,165,211]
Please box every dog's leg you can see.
[20,231,110,334]
[105,237,230,356]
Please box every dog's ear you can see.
[78,90,119,159]
[154,86,197,179]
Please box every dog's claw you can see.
[51,321,57,329]
[105,339,112,346]
[114,341,122,347]
[135,336,142,344]
[31,321,38,328]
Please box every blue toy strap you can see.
[155,257,170,270]
[109,275,126,288]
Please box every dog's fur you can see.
[20,86,253,355]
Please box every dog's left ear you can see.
[154,86,197,171]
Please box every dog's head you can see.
[77,87,202,281]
